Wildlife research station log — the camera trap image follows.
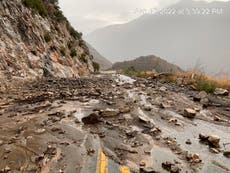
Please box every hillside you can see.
[87,43,112,70]
[0,0,95,79]
[86,0,230,75]
[112,55,182,73]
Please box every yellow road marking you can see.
[96,149,108,173]
[120,165,130,173]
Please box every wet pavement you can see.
[0,73,229,173]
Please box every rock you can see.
[119,106,131,114]
[176,78,183,86]
[139,160,146,167]
[35,128,46,134]
[194,91,208,101]
[214,88,229,96]
[100,108,119,117]
[144,106,152,111]
[200,98,209,106]
[223,151,230,158]
[184,108,196,118]
[208,135,220,147]
[186,153,202,163]
[199,133,209,141]
[82,113,100,124]
[160,102,170,109]
[139,167,157,173]
[186,139,192,145]
[0,140,3,146]
[213,116,221,121]
[159,87,167,92]
[199,134,220,148]
[1,166,11,173]
[162,161,181,173]
[209,148,220,154]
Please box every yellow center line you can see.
[96,149,108,173]
[120,165,130,173]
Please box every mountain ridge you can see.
[86,0,230,75]
[112,55,183,73]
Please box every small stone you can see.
[159,87,167,92]
[184,108,196,118]
[139,160,146,167]
[186,139,192,145]
[168,118,177,123]
[200,98,209,106]
[144,106,152,111]
[214,88,229,96]
[213,116,221,121]
[209,148,220,154]
[176,78,183,86]
[35,128,46,134]
[139,167,157,173]
[160,102,170,109]
[0,140,3,146]
[119,106,131,114]
[223,151,230,158]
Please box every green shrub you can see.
[44,33,52,42]
[93,61,100,72]
[194,74,216,93]
[195,79,216,93]
[22,0,48,16]
[70,49,77,57]
[60,46,66,56]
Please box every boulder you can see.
[82,113,100,124]
[208,135,220,147]
[100,108,119,117]
[184,108,196,118]
[194,91,208,101]
[214,88,229,96]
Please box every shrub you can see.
[93,61,100,72]
[22,0,48,16]
[60,46,66,56]
[70,49,77,57]
[66,24,81,39]
[44,33,52,42]
[195,75,217,93]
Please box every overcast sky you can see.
[59,0,228,34]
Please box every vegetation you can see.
[67,25,82,39]
[60,46,66,56]
[44,33,52,42]
[119,67,230,93]
[70,49,77,57]
[93,61,100,72]
[122,67,154,78]
[22,0,48,16]
[79,54,88,63]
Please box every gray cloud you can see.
[59,0,228,34]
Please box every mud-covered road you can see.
[0,73,230,173]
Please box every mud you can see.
[0,73,229,173]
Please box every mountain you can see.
[0,0,95,79]
[86,0,230,75]
[87,43,112,70]
[112,55,182,73]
